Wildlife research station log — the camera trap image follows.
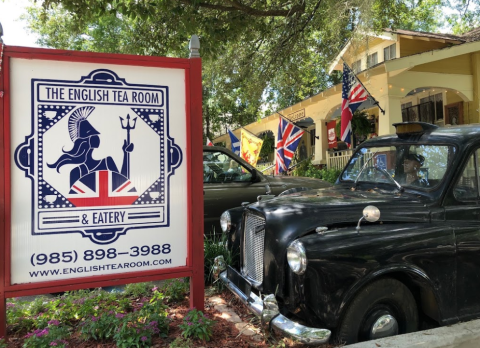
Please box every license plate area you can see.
[227,265,252,298]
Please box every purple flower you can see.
[141,336,148,342]
[91,316,98,322]
[115,313,125,319]
[6,302,15,308]
[48,319,60,326]
[187,322,192,326]
[152,286,158,292]
[50,342,58,346]
[36,328,49,337]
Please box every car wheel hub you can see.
[369,314,398,339]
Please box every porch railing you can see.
[327,149,353,170]
[257,162,275,175]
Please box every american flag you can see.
[341,62,369,146]
[275,118,305,174]
[68,170,138,207]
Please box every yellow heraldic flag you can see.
[240,129,263,167]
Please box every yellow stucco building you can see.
[213,27,480,168]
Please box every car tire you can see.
[336,278,418,345]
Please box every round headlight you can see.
[220,211,231,232]
[287,240,307,275]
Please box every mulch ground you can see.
[3,289,332,347]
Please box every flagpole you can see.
[340,57,385,115]
[240,126,262,139]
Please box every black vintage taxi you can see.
[215,122,480,345]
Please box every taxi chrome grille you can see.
[242,211,265,285]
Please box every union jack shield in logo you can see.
[68,170,138,207]
[275,118,304,174]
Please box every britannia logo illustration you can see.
[15,69,182,244]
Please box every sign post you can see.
[0,28,204,338]
[0,23,7,340]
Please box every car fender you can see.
[338,263,442,324]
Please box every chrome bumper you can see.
[219,270,331,345]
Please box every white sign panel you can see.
[10,59,188,284]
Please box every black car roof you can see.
[364,124,480,147]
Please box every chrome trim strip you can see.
[220,271,331,345]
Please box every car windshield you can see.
[341,144,456,189]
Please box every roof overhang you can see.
[384,40,480,73]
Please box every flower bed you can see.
[1,280,330,348]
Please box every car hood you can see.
[247,184,434,240]
[263,175,331,190]
[244,185,436,293]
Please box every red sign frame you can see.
[0,45,204,338]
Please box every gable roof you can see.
[383,28,464,43]
[461,27,480,42]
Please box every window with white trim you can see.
[352,60,362,73]
[384,44,396,61]
[367,52,378,68]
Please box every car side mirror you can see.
[251,169,258,182]
[356,205,381,233]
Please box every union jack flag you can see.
[68,170,138,207]
[275,118,305,174]
[341,62,369,147]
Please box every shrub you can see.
[113,312,166,348]
[23,320,70,348]
[161,278,189,302]
[80,288,169,347]
[80,312,120,341]
[5,285,174,347]
[292,158,341,184]
[319,168,342,183]
[123,282,154,298]
[169,337,194,348]
[6,300,36,334]
[204,230,234,286]
[179,308,215,341]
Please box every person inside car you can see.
[228,160,241,173]
[403,154,428,187]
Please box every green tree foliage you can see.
[25,0,448,137]
[444,0,480,34]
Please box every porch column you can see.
[376,94,403,136]
[471,53,480,123]
[314,121,328,165]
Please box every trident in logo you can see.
[120,114,137,179]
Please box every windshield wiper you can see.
[352,152,404,192]
[353,151,378,189]
[376,166,404,192]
